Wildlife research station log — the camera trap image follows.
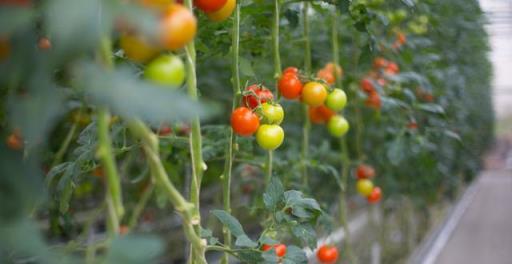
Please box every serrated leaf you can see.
[291,225,317,248]
[211,210,245,237]
[263,177,284,211]
[283,245,307,264]
[235,234,258,248]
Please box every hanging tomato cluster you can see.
[359,57,401,110]
[355,164,382,204]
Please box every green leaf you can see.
[239,57,255,77]
[387,137,406,166]
[105,235,163,264]
[417,103,445,114]
[291,224,317,248]
[282,245,307,264]
[235,234,258,248]
[263,177,284,211]
[444,130,462,141]
[211,210,245,237]
[200,228,219,245]
[237,249,264,264]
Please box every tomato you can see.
[317,69,335,85]
[260,103,284,125]
[231,107,260,137]
[317,245,339,263]
[243,85,274,109]
[356,164,375,179]
[207,0,236,22]
[119,225,129,235]
[262,244,287,257]
[139,0,170,10]
[38,37,51,50]
[407,121,418,130]
[309,105,335,124]
[373,57,388,69]
[278,73,303,99]
[6,132,23,150]
[0,0,31,7]
[367,186,382,204]
[325,62,343,78]
[377,78,386,87]
[144,55,186,87]
[397,32,407,45]
[195,0,227,13]
[360,78,375,93]
[120,34,160,63]
[327,115,349,137]
[356,179,374,197]
[326,88,347,111]
[385,62,399,75]
[159,124,173,136]
[93,167,104,178]
[365,92,382,109]
[283,67,299,75]
[256,124,284,150]
[302,82,327,106]
[0,37,10,61]
[160,4,197,50]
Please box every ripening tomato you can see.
[367,186,382,204]
[385,62,399,75]
[396,32,407,45]
[195,0,227,13]
[160,4,197,50]
[256,124,284,150]
[360,78,375,93]
[278,73,303,99]
[302,82,327,106]
[327,115,349,137]
[262,244,287,257]
[373,57,388,69]
[357,179,374,197]
[260,103,284,125]
[317,69,335,85]
[38,37,51,50]
[317,245,339,264]
[231,107,260,137]
[120,34,160,63]
[325,89,347,111]
[93,166,104,178]
[6,132,23,150]
[119,225,129,235]
[144,54,186,87]
[207,0,236,22]
[407,121,418,130]
[309,105,335,124]
[356,164,375,179]
[325,63,343,78]
[283,67,299,75]
[365,92,382,109]
[243,85,274,109]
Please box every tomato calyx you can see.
[242,84,274,109]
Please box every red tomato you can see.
[377,78,386,87]
[262,244,287,257]
[407,121,418,130]
[317,245,339,263]
[397,32,407,45]
[385,62,399,75]
[160,4,197,51]
[368,187,382,204]
[242,85,274,109]
[0,0,32,6]
[309,105,335,124]
[365,92,381,109]
[194,0,227,13]
[38,37,51,50]
[360,78,375,94]
[278,73,303,99]
[158,124,173,136]
[119,225,129,235]
[6,132,23,150]
[283,67,299,75]
[356,164,375,179]
[231,107,260,136]
[373,57,388,68]
[317,69,335,85]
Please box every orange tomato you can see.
[309,105,335,124]
[365,92,382,109]
[302,82,327,106]
[207,0,236,22]
[317,69,335,85]
[120,34,161,63]
[6,132,23,150]
[160,4,197,50]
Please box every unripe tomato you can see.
[373,57,388,69]
[326,89,347,111]
[302,82,327,106]
[195,0,227,13]
[278,73,303,99]
[207,0,236,22]
[243,85,274,109]
[260,103,284,125]
[327,115,349,137]
[317,69,335,85]
[368,186,382,204]
[283,67,299,75]
[256,125,284,150]
[317,245,339,263]
[231,107,260,137]
[144,54,185,87]
[365,92,382,109]
[38,37,51,50]
[357,179,374,197]
[120,34,160,63]
[160,4,197,50]
[360,78,375,93]
[262,244,287,257]
[309,105,335,124]
[356,164,375,179]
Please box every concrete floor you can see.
[435,170,512,264]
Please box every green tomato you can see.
[326,89,347,111]
[256,124,284,150]
[356,179,374,197]
[261,103,284,125]
[144,54,185,87]
[327,115,349,137]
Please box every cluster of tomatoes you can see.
[261,243,339,264]
[359,57,400,110]
[391,30,407,50]
[355,164,382,204]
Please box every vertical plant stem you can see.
[265,150,273,185]
[272,0,282,82]
[51,122,78,168]
[301,2,312,188]
[184,0,205,262]
[220,2,242,264]
[128,183,154,229]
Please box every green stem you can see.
[301,2,312,188]
[272,0,282,82]
[128,182,154,229]
[51,122,78,168]
[265,150,273,185]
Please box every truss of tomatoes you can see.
[355,164,382,204]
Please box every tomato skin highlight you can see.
[231,107,260,137]
[194,0,227,13]
[325,88,347,111]
[327,115,349,137]
[144,54,186,87]
[256,124,284,150]
[357,179,374,197]
[317,245,339,263]
[367,186,382,204]
[356,164,375,179]
[207,0,236,22]
[278,73,303,100]
[160,4,197,50]
[302,82,328,106]
[309,105,335,124]
[243,85,274,109]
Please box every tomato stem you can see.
[301,2,312,187]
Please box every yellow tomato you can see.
[302,82,328,106]
[207,0,236,22]
[120,34,161,63]
[357,179,374,197]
